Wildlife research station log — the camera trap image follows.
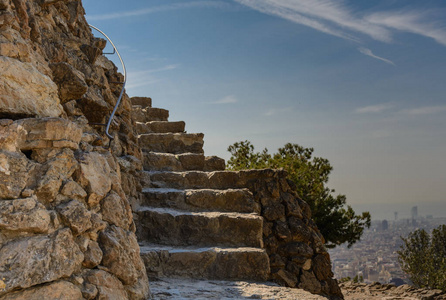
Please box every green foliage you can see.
[353,275,364,283]
[227,140,371,248]
[339,277,351,283]
[398,225,446,291]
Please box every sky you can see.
[83,0,446,220]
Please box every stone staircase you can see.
[131,97,270,281]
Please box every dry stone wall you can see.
[215,169,343,298]
[0,0,149,299]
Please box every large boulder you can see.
[0,229,83,296]
[0,57,63,118]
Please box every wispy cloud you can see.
[88,1,233,21]
[400,105,446,116]
[264,107,292,116]
[233,0,446,47]
[358,47,395,66]
[355,103,393,114]
[125,64,179,89]
[211,95,238,104]
[366,10,446,46]
[146,64,180,73]
[233,0,390,42]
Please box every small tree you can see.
[398,225,446,291]
[227,141,371,248]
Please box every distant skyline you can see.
[84,0,446,220]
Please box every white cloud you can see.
[88,1,233,21]
[233,0,391,42]
[146,64,180,73]
[125,64,179,89]
[263,107,292,116]
[234,0,446,47]
[355,103,393,114]
[366,10,446,46]
[400,105,446,115]
[358,47,395,66]
[212,95,238,104]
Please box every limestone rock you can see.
[60,180,87,202]
[313,254,333,281]
[57,199,92,235]
[272,269,298,288]
[0,150,36,200]
[0,121,26,152]
[84,270,128,300]
[76,151,111,208]
[0,281,83,300]
[99,226,150,299]
[299,270,322,294]
[82,240,103,268]
[0,229,83,295]
[0,56,63,118]
[50,62,88,103]
[100,192,132,230]
[99,225,144,285]
[0,197,50,233]
[35,149,78,203]
[16,118,82,150]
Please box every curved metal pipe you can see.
[89,24,127,140]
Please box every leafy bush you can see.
[398,224,446,291]
[227,141,371,248]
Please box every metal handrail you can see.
[89,24,127,140]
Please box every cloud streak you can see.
[211,95,238,104]
[88,1,233,21]
[125,64,179,89]
[233,0,446,46]
[355,103,393,114]
[358,47,395,66]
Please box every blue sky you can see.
[84,0,446,220]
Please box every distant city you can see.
[329,206,446,285]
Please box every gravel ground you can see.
[149,278,445,300]
[149,278,330,299]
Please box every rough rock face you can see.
[0,0,149,299]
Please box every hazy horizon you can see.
[84,0,446,215]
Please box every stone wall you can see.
[0,0,149,299]
[232,169,343,298]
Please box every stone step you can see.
[138,133,204,154]
[135,207,263,248]
[140,243,270,281]
[146,171,241,190]
[131,96,152,108]
[136,121,185,134]
[141,188,260,214]
[132,107,169,123]
[142,152,225,172]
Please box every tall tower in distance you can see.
[411,206,418,219]
[394,212,398,221]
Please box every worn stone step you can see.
[135,207,263,248]
[136,121,185,134]
[140,243,270,281]
[141,188,260,214]
[142,152,225,172]
[138,133,204,154]
[132,107,169,123]
[146,171,242,190]
[131,96,152,108]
